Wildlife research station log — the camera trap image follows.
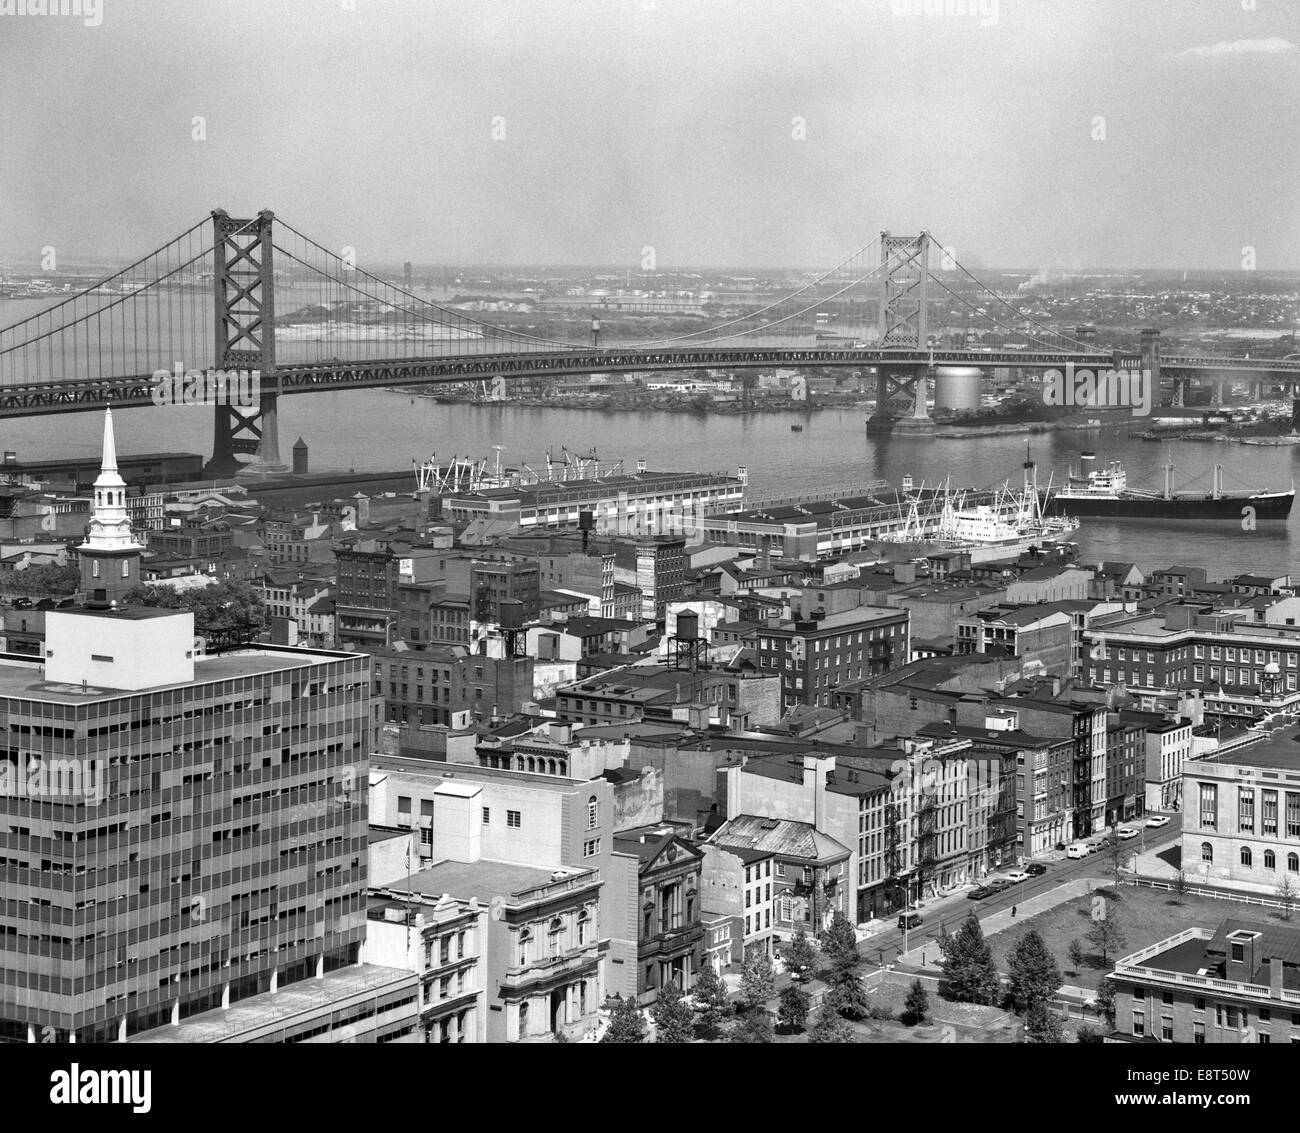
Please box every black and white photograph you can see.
[1,0,1297,1101]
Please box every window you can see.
[1241,847,1253,868]
[1132,1011,1145,1036]
[1289,853,1299,873]
[507,810,521,829]
[1199,783,1217,830]
[583,838,599,858]
[439,936,451,964]
[587,795,598,830]
[1193,1021,1205,1044]
[1201,842,1213,864]
[1265,850,1276,871]
[1161,1018,1173,1041]
[482,807,490,824]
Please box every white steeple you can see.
[80,408,143,554]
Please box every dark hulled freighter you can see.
[1044,452,1294,521]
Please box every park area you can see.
[985,881,1296,991]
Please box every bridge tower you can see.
[205,209,285,476]
[1140,328,1163,408]
[867,232,933,434]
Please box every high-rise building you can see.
[0,606,373,1043]
[76,408,144,605]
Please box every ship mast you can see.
[1163,456,1174,501]
[1212,464,1222,501]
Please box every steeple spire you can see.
[101,406,119,474]
[79,408,142,557]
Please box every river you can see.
[3,387,1295,578]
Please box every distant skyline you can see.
[2,0,1299,272]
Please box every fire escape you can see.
[884,798,906,912]
[915,790,938,895]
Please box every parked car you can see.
[1145,815,1171,829]
[1117,827,1139,840]
[1066,843,1090,859]
[1001,870,1031,885]
[968,886,994,900]
[1025,862,1048,877]
[983,878,1014,893]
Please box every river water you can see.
[3,388,1296,578]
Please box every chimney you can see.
[802,753,835,830]
[1225,929,1259,982]
[1270,955,1284,999]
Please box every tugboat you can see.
[790,423,803,432]
[1045,452,1294,520]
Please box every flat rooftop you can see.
[126,963,415,1043]
[0,646,360,703]
[383,858,592,905]
[1205,727,1300,772]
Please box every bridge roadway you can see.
[2,345,1298,418]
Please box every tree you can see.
[938,911,1001,1005]
[903,979,929,1026]
[1104,834,1132,888]
[1067,937,1086,974]
[819,911,859,970]
[651,980,695,1043]
[825,964,870,1021]
[7,562,80,597]
[730,1006,773,1043]
[809,999,855,1043]
[777,984,811,1032]
[1076,1024,1104,1044]
[123,578,266,636]
[1172,869,1189,906]
[780,928,818,982]
[601,995,647,1043]
[739,946,776,1012]
[691,962,728,1039]
[1025,1001,1064,1043]
[1093,977,1118,1028]
[1006,929,1063,1013]
[1276,873,1297,921]
[1085,913,1127,968]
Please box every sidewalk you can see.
[893,876,1111,968]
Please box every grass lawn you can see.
[986,883,1296,990]
[773,971,1021,1043]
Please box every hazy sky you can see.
[2,0,1298,271]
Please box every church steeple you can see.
[78,409,143,601]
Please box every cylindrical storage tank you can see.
[498,599,525,630]
[933,367,982,413]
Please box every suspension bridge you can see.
[1,210,1296,475]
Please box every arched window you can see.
[92,559,101,578]
[1264,850,1276,870]
[1201,842,1213,863]
[518,1000,529,1037]
[587,795,599,830]
[1241,847,1253,868]
[517,928,531,968]
[548,916,565,957]
[577,908,590,946]
[1289,853,1299,873]
[122,559,130,578]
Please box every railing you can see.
[1124,875,1298,913]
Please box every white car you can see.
[1001,869,1031,884]
[1145,815,1171,829]
[1117,827,1139,840]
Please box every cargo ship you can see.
[865,461,1080,563]
[1045,453,1294,521]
